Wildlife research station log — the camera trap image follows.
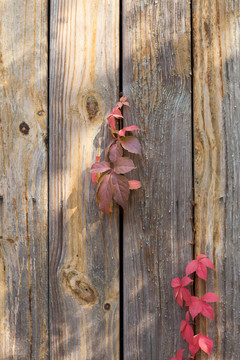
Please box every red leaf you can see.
[171,278,181,288]
[201,302,214,320]
[111,173,130,209]
[109,141,123,162]
[198,334,213,355]
[119,126,140,137]
[114,157,136,174]
[180,320,194,344]
[97,174,113,215]
[108,115,116,130]
[105,139,116,157]
[188,296,202,319]
[91,156,100,184]
[120,136,141,154]
[189,335,200,357]
[170,349,184,360]
[200,257,214,269]
[181,276,193,287]
[185,260,198,276]
[202,292,220,303]
[129,180,141,190]
[91,161,111,174]
[196,262,207,280]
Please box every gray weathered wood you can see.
[49,0,120,358]
[193,1,240,359]
[122,1,192,358]
[0,0,48,358]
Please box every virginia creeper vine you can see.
[171,255,220,359]
[91,96,141,214]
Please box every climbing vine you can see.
[91,96,141,215]
[171,255,220,359]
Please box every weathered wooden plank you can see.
[122,1,192,358]
[49,1,119,358]
[0,0,48,358]
[193,1,240,359]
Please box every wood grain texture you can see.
[49,0,119,358]
[122,1,192,358]
[0,0,48,358]
[193,1,240,359]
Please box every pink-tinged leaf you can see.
[189,335,200,357]
[114,157,136,174]
[181,321,194,344]
[170,349,184,360]
[108,107,123,119]
[182,288,191,303]
[201,302,214,320]
[181,276,193,287]
[109,141,123,162]
[176,349,184,360]
[186,311,190,322]
[200,257,214,269]
[202,292,220,303]
[108,115,116,130]
[116,101,123,109]
[120,136,141,154]
[111,173,130,209]
[91,161,111,174]
[105,139,116,157]
[129,180,141,190]
[97,174,113,215]
[188,297,202,319]
[119,126,140,136]
[185,260,198,275]
[171,278,181,288]
[91,156,100,184]
[120,96,128,103]
[198,334,213,356]
[174,288,183,307]
[196,262,207,280]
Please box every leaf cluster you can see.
[171,255,220,359]
[91,96,141,215]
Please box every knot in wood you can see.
[86,95,99,120]
[19,121,30,135]
[63,269,98,306]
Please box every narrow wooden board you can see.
[193,1,240,359]
[122,1,192,358]
[0,0,48,358]
[49,1,119,358]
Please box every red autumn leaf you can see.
[170,349,185,360]
[198,334,213,355]
[185,254,214,280]
[111,173,130,209]
[107,107,124,130]
[180,312,194,344]
[116,96,130,108]
[114,157,136,174]
[129,180,141,190]
[189,334,200,357]
[119,125,140,137]
[120,136,141,154]
[201,292,220,303]
[109,141,123,162]
[187,293,220,319]
[108,116,116,130]
[171,276,193,307]
[90,161,111,174]
[96,173,113,215]
[91,156,100,184]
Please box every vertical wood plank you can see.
[122,1,192,358]
[0,0,48,358]
[49,1,119,358]
[193,1,240,359]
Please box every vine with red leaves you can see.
[91,96,141,215]
[171,255,220,359]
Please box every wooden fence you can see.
[0,0,239,359]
